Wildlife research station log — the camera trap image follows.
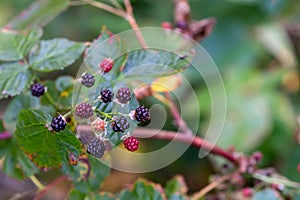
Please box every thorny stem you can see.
[30,175,45,191]
[191,173,235,200]
[33,175,66,200]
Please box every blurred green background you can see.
[0,0,300,196]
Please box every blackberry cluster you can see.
[51,115,67,132]
[81,72,95,88]
[123,136,139,152]
[100,89,114,103]
[99,58,114,73]
[135,106,150,123]
[87,138,106,158]
[111,116,130,132]
[116,87,132,104]
[31,83,45,97]
[75,103,93,118]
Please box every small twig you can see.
[30,175,45,191]
[163,92,193,136]
[0,131,12,140]
[84,0,126,17]
[33,175,67,200]
[253,173,300,189]
[191,173,235,200]
[123,0,148,49]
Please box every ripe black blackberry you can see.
[111,116,130,132]
[100,89,114,103]
[51,115,67,132]
[75,102,93,118]
[116,87,132,104]
[81,72,95,88]
[31,83,45,97]
[135,105,150,123]
[87,137,106,158]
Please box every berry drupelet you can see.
[31,83,45,97]
[116,87,132,104]
[111,116,130,132]
[135,105,151,123]
[51,115,67,132]
[123,136,139,152]
[87,138,106,158]
[99,58,114,73]
[75,102,93,118]
[81,72,95,88]
[100,89,114,103]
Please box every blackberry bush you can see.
[31,83,45,97]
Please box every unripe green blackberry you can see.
[135,105,150,123]
[100,89,114,103]
[31,83,45,97]
[81,72,95,88]
[123,136,139,152]
[87,138,106,158]
[99,58,114,73]
[111,116,130,132]
[51,115,67,132]
[75,102,93,118]
[116,87,132,104]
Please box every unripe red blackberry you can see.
[81,72,95,88]
[100,89,114,103]
[91,118,106,132]
[242,187,253,197]
[161,22,173,29]
[75,102,93,118]
[111,116,130,132]
[87,137,106,158]
[123,136,139,152]
[31,83,45,97]
[135,105,150,123]
[116,87,132,104]
[99,58,114,73]
[51,115,67,132]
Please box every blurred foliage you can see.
[0,0,300,198]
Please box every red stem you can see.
[33,175,67,200]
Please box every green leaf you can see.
[122,50,190,80]
[0,62,34,99]
[55,75,75,92]
[253,188,281,200]
[15,109,81,168]
[119,179,166,200]
[62,155,110,193]
[29,38,85,72]
[0,28,42,61]
[5,0,69,30]
[1,138,38,180]
[165,175,188,198]
[68,190,115,200]
[84,29,127,76]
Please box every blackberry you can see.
[51,115,67,132]
[111,116,130,132]
[81,72,95,88]
[99,58,114,73]
[123,136,139,152]
[31,83,45,97]
[100,89,114,103]
[116,87,132,104]
[135,105,150,123]
[176,21,188,29]
[87,138,106,158]
[75,102,93,118]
